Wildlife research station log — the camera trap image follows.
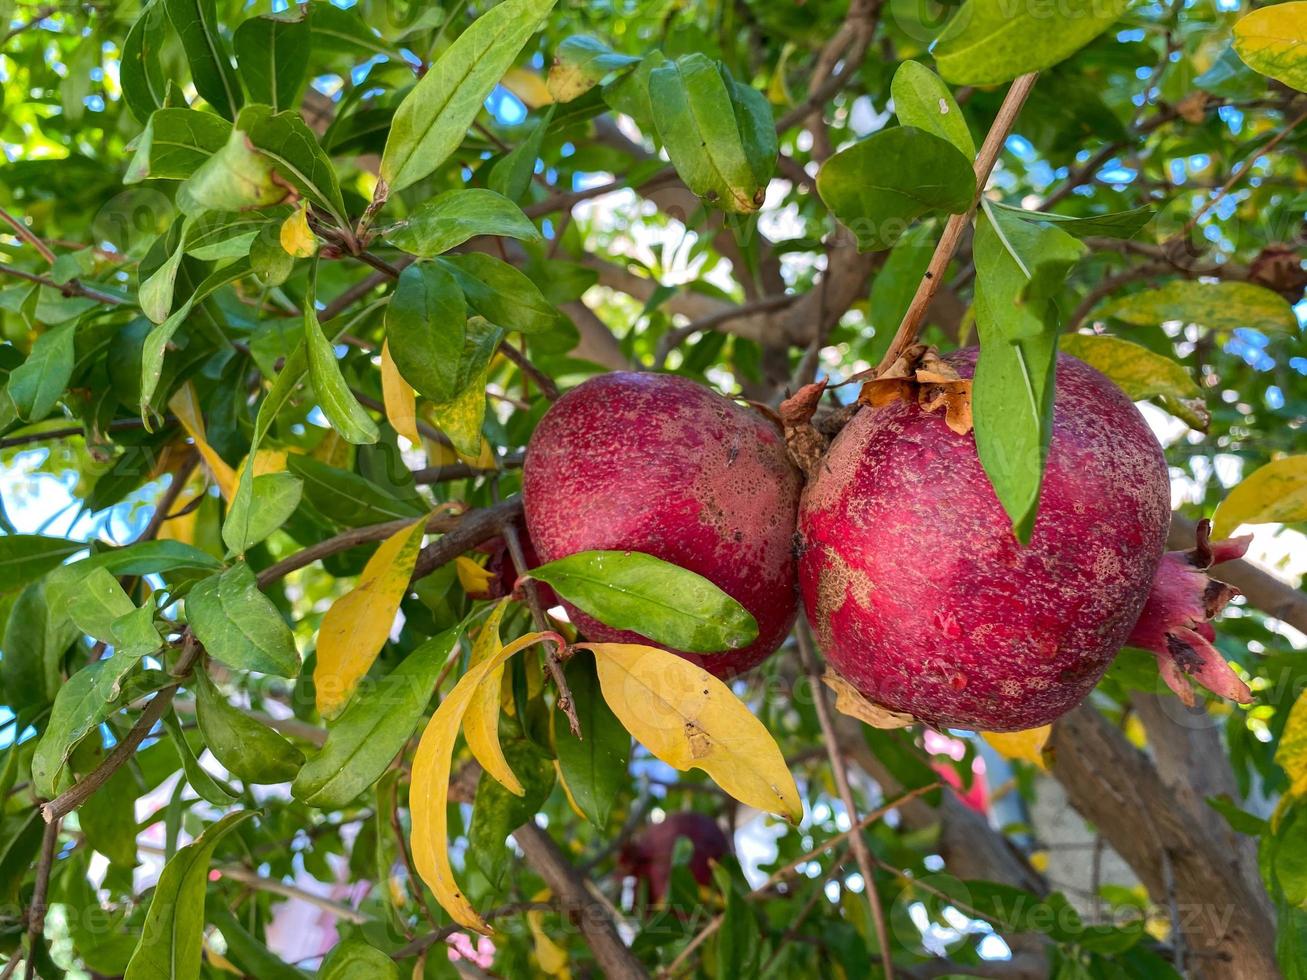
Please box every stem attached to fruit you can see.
[874,71,1041,376]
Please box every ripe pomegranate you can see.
[798,350,1251,732]
[619,812,731,904]
[524,372,801,678]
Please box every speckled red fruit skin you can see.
[524,372,801,678]
[799,351,1171,732]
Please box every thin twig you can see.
[0,417,169,450]
[22,818,60,980]
[660,782,941,978]
[0,207,57,265]
[795,620,894,980]
[42,636,203,821]
[874,72,1040,375]
[390,902,553,959]
[499,341,559,401]
[410,451,524,484]
[653,292,796,368]
[256,506,471,587]
[501,521,580,738]
[1181,105,1307,236]
[0,262,127,306]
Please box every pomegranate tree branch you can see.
[21,818,60,980]
[1181,104,1307,236]
[0,262,128,306]
[43,636,202,820]
[513,822,649,979]
[875,71,1040,375]
[501,520,580,737]
[0,206,57,265]
[795,620,895,979]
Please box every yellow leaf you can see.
[462,601,523,796]
[381,340,421,445]
[1276,688,1307,799]
[234,448,289,485]
[527,889,570,977]
[411,631,560,933]
[1059,333,1208,431]
[1234,2,1307,93]
[502,67,553,107]
[168,382,237,500]
[430,365,489,458]
[313,429,353,469]
[582,643,802,822]
[982,726,1051,769]
[455,555,496,595]
[553,758,588,821]
[279,203,317,258]
[1212,455,1307,539]
[822,670,915,729]
[315,515,428,718]
[425,438,461,468]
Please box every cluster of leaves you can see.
[0,0,1305,978]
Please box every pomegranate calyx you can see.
[1126,518,1254,707]
[857,344,973,435]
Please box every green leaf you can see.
[816,127,975,251]
[725,67,778,191]
[2,583,83,708]
[293,625,463,808]
[1059,333,1208,430]
[163,0,244,120]
[32,606,162,798]
[1234,2,1307,94]
[140,222,189,324]
[0,811,44,907]
[379,0,557,193]
[319,938,400,980]
[186,562,300,677]
[46,542,222,611]
[547,35,641,102]
[429,358,490,457]
[489,105,555,202]
[1099,280,1298,334]
[713,864,762,977]
[236,104,348,226]
[439,252,558,334]
[79,760,143,867]
[386,188,541,258]
[232,11,311,112]
[0,534,81,595]
[555,651,630,828]
[384,261,467,402]
[179,127,282,214]
[528,550,759,652]
[205,900,307,980]
[988,201,1154,240]
[891,61,975,158]
[123,811,256,980]
[193,667,304,784]
[468,737,554,886]
[971,202,1085,543]
[221,470,303,555]
[1212,456,1307,539]
[162,709,238,806]
[139,258,252,417]
[121,1,169,123]
[285,454,427,527]
[866,221,936,363]
[303,265,379,445]
[125,108,232,185]
[934,0,1131,86]
[186,211,271,260]
[649,53,767,213]
[7,321,76,421]
[67,567,136,643]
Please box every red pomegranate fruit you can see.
[798,350,1251,732]
[619,811,731,904]
[523,372,801,678]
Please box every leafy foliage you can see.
[0,0,1304,977]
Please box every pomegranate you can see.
[619,811,731,904]
[798,350,1251,732]
[523,372,801,678]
